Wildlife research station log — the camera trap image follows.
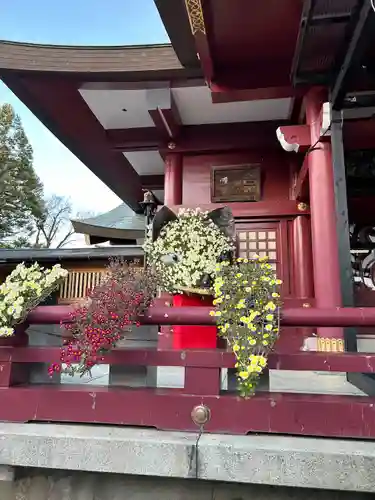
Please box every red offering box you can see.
[172,293,218,349]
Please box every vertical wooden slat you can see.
[82,272,88,297]
[57,268,106,303]
[74,272,79,298]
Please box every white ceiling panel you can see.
[80,84,292,130]
[79,88,154,129]
[124,150,164,175]
[172,86,292,125]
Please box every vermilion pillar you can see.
[292,215,314,299]
[164,153,183,206]
[305,89,344,351]
[158,153,183,351]
[292,215,314,344]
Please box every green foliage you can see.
[0,103,44,245]
[212,256,282,397]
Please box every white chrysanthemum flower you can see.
[144,209,233,293]
[0,262,68,335]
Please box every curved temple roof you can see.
[0,40,186,75]
[0,40,202,212]
[71,204,145,243]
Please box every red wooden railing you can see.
[2,304,375,437]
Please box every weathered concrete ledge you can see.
[0,423,374,493]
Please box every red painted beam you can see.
[4,347,375,374]
[26,304,375,327]
[147,90,181,140]
[108,121,286,154]
[211,85,297,103]
[1,385,375,437]
[106,127,160,152]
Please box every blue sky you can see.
[0,0,169,217]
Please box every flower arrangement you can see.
[211,255,282,397]
[49,259,158,377]
[144,207,235,294]
[0,262,68,337]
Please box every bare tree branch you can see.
[31,195,75,248]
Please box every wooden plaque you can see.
[211,164,261,202]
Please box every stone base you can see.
[0,424,375,493]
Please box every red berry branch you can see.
[49,259,158,377]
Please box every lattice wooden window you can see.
[237,229,278,270]
[58,270,107,304]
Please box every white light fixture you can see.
[320,102,332,137]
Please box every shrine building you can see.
[1,1,375,498]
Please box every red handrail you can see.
[26,304,375,327]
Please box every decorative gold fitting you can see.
[302,303,311,308]
[191,405,211,426]
[297,202,308,212]
[168,142,176,150]
[317,338,344,353]
[184,0,206,35]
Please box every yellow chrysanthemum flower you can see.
[265,301,276,311]
[258,356,267,367]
